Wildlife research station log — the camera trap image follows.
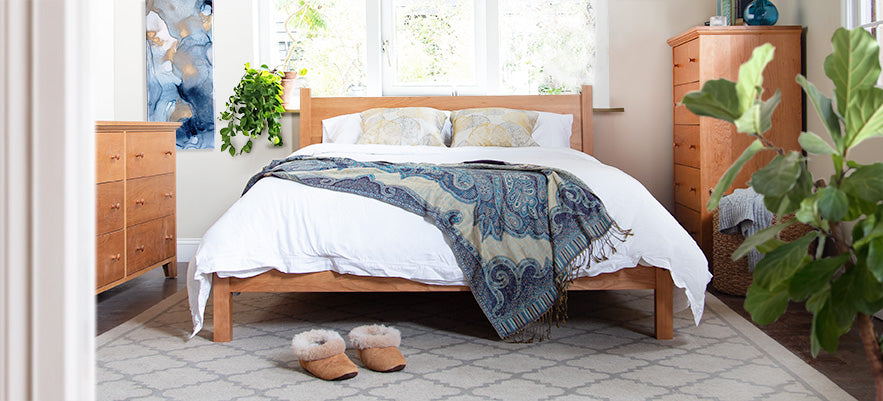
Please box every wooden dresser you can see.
[666,26,803,260]
[95,121,180,293]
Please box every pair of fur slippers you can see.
[291,325,406,381]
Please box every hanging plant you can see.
[218,63,285,156]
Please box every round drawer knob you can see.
[110,203,121,210]
[136,245,145,252]
[135,152,145,158]
[135,199,145,205]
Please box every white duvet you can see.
[188,144,711,336]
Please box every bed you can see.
[188,85,711,342]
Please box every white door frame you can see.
[1,0,95,399]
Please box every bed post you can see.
[580,85,593,155]
[213,274,233,342]
[654,268,674,340]
[299,87,313,149]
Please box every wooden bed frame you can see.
[211,85,674,342]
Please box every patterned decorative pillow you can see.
[450,108,540,147]
[357,107,447,146]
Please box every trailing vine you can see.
[218,63,285,156]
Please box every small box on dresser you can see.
[95,121,180,293]
[666,26,804,264]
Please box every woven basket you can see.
[711,210,815,296]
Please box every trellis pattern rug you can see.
[96,290,855,401]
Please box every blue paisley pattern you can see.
[244,156,626,340]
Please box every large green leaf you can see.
[841,162,883,203]
[816,187,849,222]
[811,302,847,355]
[736,43,776,115]
[734,90,781,135]
[745,283,790,325]
[788,253,850,301]
[825,27,881,118]
[798,131,837,155]
[682,79,742,122]
[845,86,883,149]
[752,232,818,290]
[750,151,803,198]
[732,220,795,260]
[707,140,766,211]
[796,75,843,150]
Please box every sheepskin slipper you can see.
[348,325,407,372]
[291,329,358,381]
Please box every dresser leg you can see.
[162,261,177,278]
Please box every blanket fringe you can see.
[502,222,632,343]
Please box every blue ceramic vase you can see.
[744,0,778,26]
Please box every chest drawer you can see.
[673,125,701,168]
[96,181,125,235]
[674,82,700,125]
[127,173,175,227]
[126,131,176,179]
[674,164,702,211]
[96,133,124,183]
[161,215,177,260]
[673,39,700,85]
[673,204,701,244]
[96,230,125,288]
[127,218,165,274]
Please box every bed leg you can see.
[654,268,674,340]
[213,275,233,342]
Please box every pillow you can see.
[532,111,574,147]
[322,113,361,144]
[450,108,539,147]
[357,107,447,146]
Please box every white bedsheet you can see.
[188,144,711,336]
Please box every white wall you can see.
[107,0,881,246]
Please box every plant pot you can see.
[281,71,301,110]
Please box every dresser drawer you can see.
[96,230,125,288]
[127,173,175,227]
[126,131,176,179]
[673,39,699,85]
[674,82,700,125]
[673,125,701,168]
[127,219,165,274]
[673,204,701,244]
[674,164,702,211]
[96,133,124,183]
[96,181,124,235]
[161,215,176,261]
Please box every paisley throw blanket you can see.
[244,156,629,340]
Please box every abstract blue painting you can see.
[146,0,214,149]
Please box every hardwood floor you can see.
[96,265,877,400]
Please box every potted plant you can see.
[278,0,326,108]
[682,27,883,398]
[218,63,285,156]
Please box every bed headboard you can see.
[299,85,593,154]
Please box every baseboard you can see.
[177,238,200,263]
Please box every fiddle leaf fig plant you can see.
[219,63,285,156]
[681,27,883,398]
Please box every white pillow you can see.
[321,113,361,144]
[323,110,453,145]
[532,111,574,148]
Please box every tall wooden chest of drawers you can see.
[95,121,180,293]
[666,26,803,259]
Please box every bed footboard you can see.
[211,266,675,342]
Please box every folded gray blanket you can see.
[718,188,773,271]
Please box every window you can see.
[844,0,883,83]
[259,0,609,105]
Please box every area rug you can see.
[96,289,855,401]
